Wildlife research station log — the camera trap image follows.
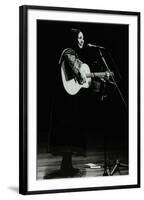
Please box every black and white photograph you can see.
[37,20,129,179]
[19,5,140,194]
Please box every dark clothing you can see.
[49,46,122,155]
[49,47,87,155]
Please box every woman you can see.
[50,28,88,177]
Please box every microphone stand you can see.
[98,48,127,108]
[98,48,128,176]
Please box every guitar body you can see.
[61,61,92,95]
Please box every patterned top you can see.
[59,48,83,79]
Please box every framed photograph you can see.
[19,5,140,195]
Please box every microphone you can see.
[87,43,105,49]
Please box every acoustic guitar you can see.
[61,61,113,95]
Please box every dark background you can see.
[37,20,129,154]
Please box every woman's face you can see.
[77,32,84,49]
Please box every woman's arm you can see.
[64,53,86,84]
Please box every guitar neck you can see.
[86,72,106,78]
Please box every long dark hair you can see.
[68,28,83,50]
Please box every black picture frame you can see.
[19,5,140,195]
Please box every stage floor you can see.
[37,145,128,179]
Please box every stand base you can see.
[103,159,128,176]
[103,170,109,176]
[110,159,128,176]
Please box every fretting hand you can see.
[105,71,114,80]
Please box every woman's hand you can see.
[77,69,87,85]
[105,71,114,80]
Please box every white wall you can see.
[0,0,143,199]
